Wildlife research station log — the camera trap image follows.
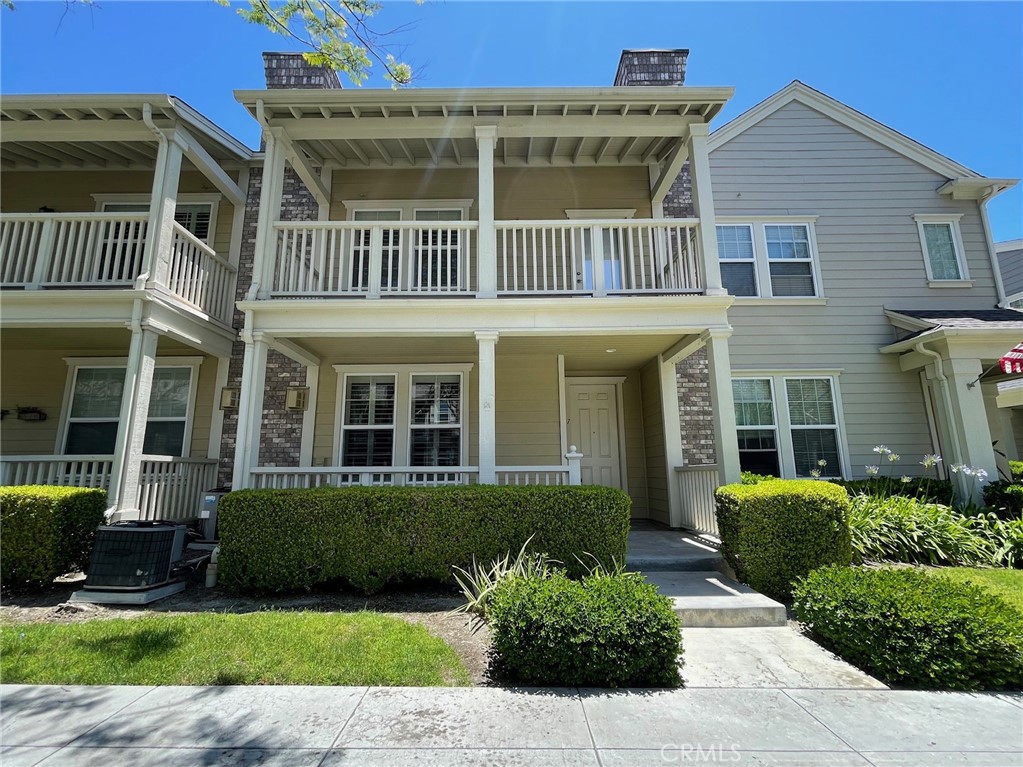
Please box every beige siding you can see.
[640,359,669,524]
[327,166,652,221]
[0,342,217,458]
[621,373,649,518]
[711,100,1001,477]
[1,170,237,260]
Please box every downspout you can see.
[915,340,963,471]
[978,190,1008,307]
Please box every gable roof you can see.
[708,81,1011,187]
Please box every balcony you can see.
[0,212,237,325]
[269,218,702,298]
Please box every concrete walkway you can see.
[2,685,1020,766]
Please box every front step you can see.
[642,571,787,628]
[625,529,727,573]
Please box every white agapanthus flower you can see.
[873,445,892,456]
[888,453,901,462]
[810,469,821,479]
[900,476,912,484]
[974,468,989,482]
[920,454,942,469]
[865,465,880,477]
[817,459,828,467]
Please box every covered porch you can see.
[230,310,742,528]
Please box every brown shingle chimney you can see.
[613,49,689,87]
[262,52,342,89]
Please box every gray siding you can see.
[710,99,1001,478]
[998,247,1023,297]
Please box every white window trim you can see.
[343,199,474,220]
[716,223,758,297]
[332,364,474,468]
[92,193,222,246]
[57,356,203,457]
[716,217,824,299]
[913,213,971,286]
[731,370,850,479]
[732,375,782,477]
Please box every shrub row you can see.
[715,479,852,600]
[793,566,1023,690]
[0,486,107,589]
[982,480,1023,521]
[218,485,631,593]
[488,571,682,687]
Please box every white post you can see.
[207,356,231,461]
[590,226,607,297]
[27,218,56,289]
[686,123,724,296]
[658,352,686,527]
[475,125,498,298]
[565,445,583,485]
[251,129,287,299]
[108,325,160,520]
[231,336,269,489]
[143,133,184,290]
[944,357,998,502]
[367,226,383,299]
[300,364,319,466]
[476,330,499,483]
[705,330,742,486]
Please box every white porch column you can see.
[475,126,498,298]
[108,325,160,520]
[231,336,270,489]
[299,364,319,466]
[143,133,183,290]
[476,330,499,483]
[686,123,725,296]
[658,353,686,528]
[705,330,742,487]
[250,129,288,299]
[944,358,999,501]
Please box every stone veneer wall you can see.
[616,48,714,465]
[217,54,339,485]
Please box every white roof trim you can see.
[996,239,1023,253]
[708,81,983,182]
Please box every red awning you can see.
[1000,342,1023,374]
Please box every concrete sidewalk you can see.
[2,685,1021,766]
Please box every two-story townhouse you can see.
[0,96,252,521]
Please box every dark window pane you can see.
[738,449,780,477]
[736,429,777,451]
[342,429,393,467]
[142,421,185,456]
[410,429,461,467]
[65,422,119,455]
[721,262,757,296]
[769,262,815,296]
[791,429,839,477]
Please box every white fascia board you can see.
[707,81,984,182]
[996,239,1023,253]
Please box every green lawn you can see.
[930,568,1023,615]
[0,611,471,686]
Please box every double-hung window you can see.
[717,220,821,298]
[914,215,969,284]
[340,375,396,467]
[410,374,462,467]
[63,362,196,456]
[731,374,846,478]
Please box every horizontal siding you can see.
[640,360,669,525]
[622,374,649,518]
[998,248,1023,296]
[712,100,1000,478]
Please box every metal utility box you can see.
[198,487,230,541]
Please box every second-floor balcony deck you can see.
[0,212,237,325]
[269,217,702,298]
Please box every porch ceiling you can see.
[282,333,688,371]
[237,86,733,169]
[0,326,198,354]
[0,95,252,171]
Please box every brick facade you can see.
[218,54,339,486]
[615,49,714,464]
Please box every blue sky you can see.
[2,1,1020,239]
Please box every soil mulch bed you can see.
[0,574,490,685]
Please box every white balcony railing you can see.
[495,466,573,485]
[168,223,237,325]
[0,213,237,324]
[497,219,702,295]
[270,218,703,298]
[0,454,217,522]
[250,466,481,488]
[676,464,721,535]
[272,221,478,296]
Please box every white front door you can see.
[566,382,622,488]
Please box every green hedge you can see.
[0,486,107,589]
[793,566,1023,690]
[715,479,852,600]
[1010,460,1023,482]
[982,481,1023,521]
[488,571,681,687]
[219,485,631,593]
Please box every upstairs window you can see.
[914,215,968,284]
[717,220,821,298]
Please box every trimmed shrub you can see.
[715,480,852,600]
[488,571,682,687]
[848,495,995,567]
[793,566,1023,690]
[835,477,955,505]
[1010,460,1023,482]
[0,486,107,589]
[740,471,774,485]
[982,480,1023,521]
[219,485,631,593]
